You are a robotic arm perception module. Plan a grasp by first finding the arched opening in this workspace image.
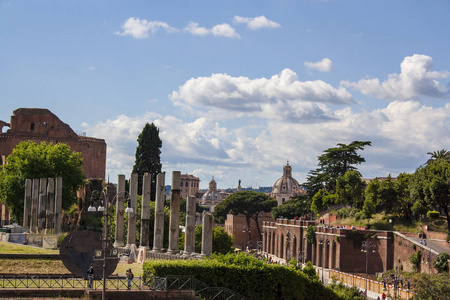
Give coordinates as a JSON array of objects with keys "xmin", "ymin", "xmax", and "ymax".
[{"xmin": 280, "ymin": 234, "xmax": 284, "ymax": 259}]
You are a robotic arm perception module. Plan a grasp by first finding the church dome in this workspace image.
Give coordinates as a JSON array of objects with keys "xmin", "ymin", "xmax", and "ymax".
[
  {"xmin": 271, "ymin": 162, "xmax": 301, "ymax": 205},
  {"xmin": 202, "ymin": 176, "xmax": 222, "ymax": 202}
]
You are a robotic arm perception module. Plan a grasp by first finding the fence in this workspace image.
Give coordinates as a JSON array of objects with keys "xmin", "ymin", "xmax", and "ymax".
[
  {"xmin": 330, "ymin": 270, "xmax": 414, "ymax": 299},
  {"xmin": 0, "ymin": 274, "xmax": 249, "ymax": 300}
]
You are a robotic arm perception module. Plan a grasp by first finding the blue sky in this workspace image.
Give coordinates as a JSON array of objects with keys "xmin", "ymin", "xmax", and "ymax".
[{"xmin": 1, "ymin": 0, "xmax": 449, "ymax": 189}]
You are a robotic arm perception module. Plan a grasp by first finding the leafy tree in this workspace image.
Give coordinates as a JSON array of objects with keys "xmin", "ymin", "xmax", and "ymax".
[
  {"xmin": 306, "ymin": 225, "xmax": 316, "ymax": 244},
  {"xmin": 433, "ymin": 252, "xmax": 450, "ymax": 273},
  {"xmin": 0, "ymin": 141, "xmax": 85, "ymax": 222},
  {"xmin": 303, "ymin": 141, "xmax": 371, "ymax": 195},
  {"xmin": 335, "ymin": 170, "xmax": 366, "ymax": 208},
  {"xmin": 310, "ymin": 189, "xmax": 338, "ymax": 214},
  {"xmin": 272, "ymin": 195, "xmax": 312, "ymax": 219},
  {"xmin": 393, "ymin": 173, "xmax": 413, "ymax": 219},
  {"xmin": 213, "ymin": 191, "xmax": 277, "ymax": 243},
  {"xmin": 412, "ymin": 273, "xmax": 450, "ymax": 300},
  {"xmin": 132, "ymin": 122, "xmax": 162, "ymax": 199},
  {"xmin": 377, "ymin": 175, "xmax": 398, "ymax": 214},
  {"xmin": 302, "ymin": 261, "xmax": 318, "ymax": 280},
  {"xmin": 410, "ymin": 159, "xmax": 450, "ymax": 234},
  {"xmin": 362, "ymin": 178, "xmax": 380, "ymax": 219}
]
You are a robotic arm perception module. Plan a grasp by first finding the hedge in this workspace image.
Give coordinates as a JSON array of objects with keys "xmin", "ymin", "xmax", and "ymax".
[{"xmin": 143, "ymin": 254, "xmax": 343, "ymax": 300}]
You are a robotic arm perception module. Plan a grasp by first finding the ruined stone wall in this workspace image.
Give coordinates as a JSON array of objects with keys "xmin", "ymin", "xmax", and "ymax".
[{"xmin": 0, "ymin": 108, "xmax": 106, "ymax": 179}]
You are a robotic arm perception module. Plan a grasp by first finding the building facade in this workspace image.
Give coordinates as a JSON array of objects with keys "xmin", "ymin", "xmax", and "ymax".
[
  {"xmin": 180, "ymin": 174, "xmax": 200, "ymax": 200},
  {"xmin": 0, "ymin": 108, "xmax": 106, "ymax": 180}
]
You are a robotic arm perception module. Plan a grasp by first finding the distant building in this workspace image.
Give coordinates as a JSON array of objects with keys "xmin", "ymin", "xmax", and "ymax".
[
  {"xmin": 180, "ymin": 174, "xmax": 200, "ymax": 200},
  {"xmin": 0, "ymin": 108, "xmax": 106, "ymax": 180},
  {"xmin": 200, "ymin": 177, "xmax": 222, "ymax": 212},
  {"xmin": 271, "ymin": 162, "xmax": 304, "ymax": 205}
]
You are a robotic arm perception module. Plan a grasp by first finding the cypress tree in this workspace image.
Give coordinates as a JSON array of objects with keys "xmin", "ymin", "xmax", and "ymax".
[{"xmin": 132, "ymin": 122, "xmax": 162, "ymax": 199}]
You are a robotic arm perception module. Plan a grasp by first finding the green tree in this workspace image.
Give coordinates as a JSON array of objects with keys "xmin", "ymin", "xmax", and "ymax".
[
  {"xmin": 179, "ymin": 225, "xmax": 234, "ymax": 255},
  {"xmin": 410, "ymin": 159, "xmax": 450, "ymax": 234},
  {"xmin": 377, "ymin": 175, "xmax": 397, "ymax": 214},
  {"xmin": 412, "ymin": 273, "xmax": 450, "ymax": 300},
  {"xmin": 335, "ymin": 170, "xmax": 366, "ymax": 208},
  {"xmin": 310, "ymin": 189, "xmax": 338, "ymax": 214},
  {"xmin": 213, "ymin": 191, "xmax": 277, "ymax": 243},
  {"xmin": 362, "ymin": 178, "xmax": 380, "ymax": 219},
  {"xmin": 303, "ymin": 141, "xmax": 371, "ymax": 195},
  {"xmin": 132, "ymin": 122, "xmax": 162, "ymax": 199},
  {"xmin": 0, "ymin": 141, "xmax": 85, "ymax": 223},
  {"xmin": 271, "ymin": 195, "xmax": 312, "ymax": 219}
]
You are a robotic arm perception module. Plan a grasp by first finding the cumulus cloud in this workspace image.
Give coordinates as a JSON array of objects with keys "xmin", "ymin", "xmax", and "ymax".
[
  {"xmin": 115, "ymin": 17, "xmax": 178, "ymax": 39},
  {"xmin": 304, "ymin": 58, "xmax": 333, "ymax": 72},
  {"xmin": 170, "ymin": 69, "xmax": 353, "ymax": 122},
  {"xmin": 211, "ymin": 23, "xmax": 241, "ymax": 39},
  {"xmin": 183, "ymin": 22, "xmax": 210, "ymax": 36},
  {"xmin": 341, "ymin": 54, "xmax": 450, "ymax": 100},
  {"xmin": 233, "ymin": 15, "xmax": 281, "ymax": 30},
  {"xmin": 84, "ymin": 100, "xmax": 450, "ymax": 188}
]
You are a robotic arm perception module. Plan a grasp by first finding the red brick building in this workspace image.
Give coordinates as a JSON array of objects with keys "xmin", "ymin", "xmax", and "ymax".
[
  {"xmin": 0, "ymin": 108, "xmax": 106, "ymax": 180},
  {"xmin": 263, "ymin": 219, "xmax": 441, "ymax": 275}
]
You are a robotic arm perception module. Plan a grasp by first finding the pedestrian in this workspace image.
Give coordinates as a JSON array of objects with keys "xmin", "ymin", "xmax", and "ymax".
[
  {"xmin": 382, "ymin": 292, "xmax": 386, "ymax": 299},
  {"xmin": 126, "ymin": 268, "xmax": 134, "ymax": 290},
  {"xmin": 87, "ymin": 263, "xmax": 94, "ymax": 289}
]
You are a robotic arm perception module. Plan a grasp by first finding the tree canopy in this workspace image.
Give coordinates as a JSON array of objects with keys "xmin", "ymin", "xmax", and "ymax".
[
  {"xmin": 213, "ymin": 191, "xmax": 277, "ymax": 242},
  {"xmin": 0, "ymin": 141, "xmax": 85, "ymax": 222},
  {"xmin": 303, "ymin": 141, "xmax": 371, "ymax": 195},
  {"xmin": 132, "ymin": 122, "xmax": 162, "ymax": 199},
  {"xmin": 272, "ymin": 195, "xmax": 311, "ymax": 219}
]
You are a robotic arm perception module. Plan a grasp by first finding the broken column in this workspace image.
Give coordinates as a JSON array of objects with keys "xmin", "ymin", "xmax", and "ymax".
[
  {"xmin": 127, "ymin": 172, "xmax": 138, "ymax": 248},
  {"xmin": 114, "ymin": 174, "xmax": 125, "ymax": 247},
  {"xmin": 23, "ymin": 179, "xmax": 32, "ymax": 228},
  {"xmin": 201, "ymin": 212, "xmax": 213, "ymax": 257},
  {"xmin": 167, "ymin": 171, "xmax": 181, "ymax": 254},
  {"xmin": 184, "ymin": 195, "xmax": 196, "ymax": 256},
  {"xmin": 30, "ymin": 178, "xmax": 39, "ymax": 233},
  {"xmin": 46, "ymin": 178, "xmax": 54, "ymax": 231},
  {"xmin": 140, "ymin": 173, "xmax": 151, "ymax": 248},
  {"xmin": 54, "ymin": 177, "xmax": 62, "ymax": 234},
  {"xmin": 152, "ymin": 172, "xmax": 166, "ymax": 253}
]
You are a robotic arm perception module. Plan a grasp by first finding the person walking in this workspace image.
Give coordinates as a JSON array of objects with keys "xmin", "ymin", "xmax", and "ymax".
[
  {"xmin": 87, "ymin": 263, "xmax": 94, "ymax": 289},
  {"xmin": 126, "ymin": 268, "xmax": 134, "ymax": 290}
]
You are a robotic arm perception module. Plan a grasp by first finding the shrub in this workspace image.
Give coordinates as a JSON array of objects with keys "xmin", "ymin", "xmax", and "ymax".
[
  {"xmin": 409, "ymin": 251, "xmax": 421, "ymax": 272},
  {"xmin": 143, "ymin": 253, "xmax": 341, "ymax": 300}
]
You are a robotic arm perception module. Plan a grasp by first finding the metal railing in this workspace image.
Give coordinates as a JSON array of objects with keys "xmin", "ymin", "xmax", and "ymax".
[{"xmin": 1, "ymin": 274, "xmax": 249, "ymax": 300}]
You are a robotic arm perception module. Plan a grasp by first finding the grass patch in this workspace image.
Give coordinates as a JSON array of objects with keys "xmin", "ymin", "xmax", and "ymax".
[
  {"xmin": 0, "ymin": 259, "xmax": 70, "ymax": 274},
  {"xmin": 113, "ymin": 263, "xmax": 143, "ymax": 277},
  {"xmin": 0, "ymin": 241, "xmax": 59, "ymax": 254}
]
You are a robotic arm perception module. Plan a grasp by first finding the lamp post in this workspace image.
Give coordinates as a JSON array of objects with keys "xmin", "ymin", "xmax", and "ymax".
[
  {"xmin": 361, "ymin": 240, "xmax": 377, "ymax": 297},
  {"xmin": 382, "ymin": 266, "xmax": 407, "ymax": 300},
  {"xmin": 88, "ymin": 190, "xmax": 132, "ymax": 300}
]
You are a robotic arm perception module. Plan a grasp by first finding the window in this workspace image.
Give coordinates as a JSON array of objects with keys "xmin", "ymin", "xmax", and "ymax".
[{"xmin": 30, "ymin": 123, "xmax": 35, "ymax": 131}]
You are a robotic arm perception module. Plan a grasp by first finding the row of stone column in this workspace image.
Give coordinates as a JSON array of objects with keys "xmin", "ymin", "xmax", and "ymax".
[
  {"xmin": 23, "ymin": 177, "xmax": 63, "ymax": 234},
  {"xmin": 113, "ymin": 171, "xmax": 213, "ymax": 256}
]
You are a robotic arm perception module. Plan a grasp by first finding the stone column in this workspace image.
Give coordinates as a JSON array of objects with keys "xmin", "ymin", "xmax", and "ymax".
[
  {"xmin": 114, "ymin": 174, "xmax": 125, "ymax": 247},
  {"xmin": 127, "ymin": 173, "xmax": 138, "ymax": 248},
  {"xmin": 30, "ymin": 178, "xmax": 39, "ymax": 233},
  {"xmin": 167, "ymin": 171, "xmax": 181, "ymax": 254},
  {"xmin": 54, "ymin": 177, "xmax": 62, "ymax": 234},
  {"xmin": 46, "ymin": 178, "xmax": 54, "ymax": 231},
  {"xmin": 23, "ymin": 179, "xmax": 32, "ymax": 228},
  {"xmin": 38, "ymin": 178, "xmax": 47, "ymax": 232},
  {"xmin": 201, "ymin": 212, "xmax": 213, "ymax": 257},
  {"xmin": 152, "ymin": 172, "xmax": 166, "ymax": 253},
  {"xmin": 184, "ymin": 195, "xmax": 196, "ymax": 256},
  {"xmin": 140, "ymin": 173, "xmax": 151, "ymax": 248}
]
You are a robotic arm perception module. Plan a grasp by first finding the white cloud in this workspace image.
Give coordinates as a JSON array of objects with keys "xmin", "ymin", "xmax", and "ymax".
[
  {"xmin": 183, "ymin": 22, "xmax": 210, "ymax": 36},
  {"xmin": 233, "ymin": 15, "xmax": 281, "ymax": 30},
  {"xmin": 84, "ymin": 100, "xmax": 450, "ymax": 189},
  {"xmin": 211, "ymin": 23, "xmax": 241, "ymax": 39},
  {"xmin": 170, "ymin": 68, "xmax": 353, "ymax": 122},
  {"xmin": 304, "ymin": 58, "xmax": 333, "ymax": 72},
  {"xmin": 341, "ymin": 54, "xmax": 450, "ymax": 100},
  {"xmin": 114, "ymin": 17, "xmax": 178, "ymax": 39},
  {"xmin": 88, "ymin": 66, "xmax": 95, "ymax": 71}
]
